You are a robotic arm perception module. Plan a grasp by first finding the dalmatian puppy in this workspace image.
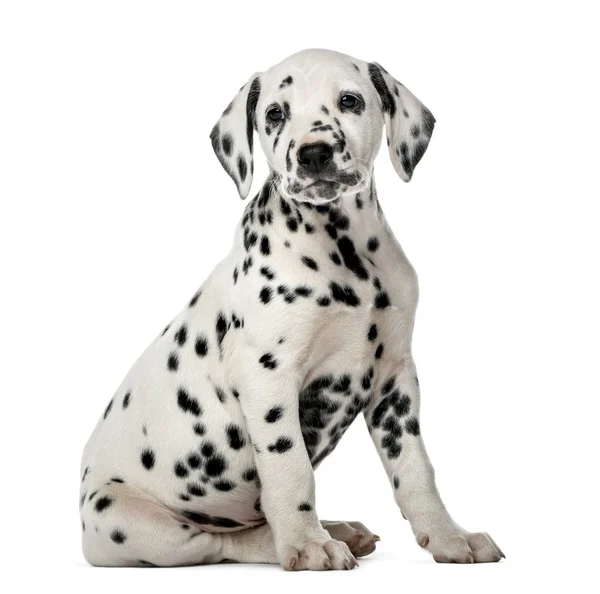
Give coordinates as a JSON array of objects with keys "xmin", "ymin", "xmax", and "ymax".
[{"xmin": 80, "ymin": 48, "xmax": 504, "ymax": 569}]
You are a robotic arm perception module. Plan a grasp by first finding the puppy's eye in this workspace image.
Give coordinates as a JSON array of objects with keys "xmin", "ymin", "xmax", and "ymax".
[
  {"xmin": 339, "ymin": 94, "xmax": 358, "ymax": 109},
  {"xmin": 266, "ymin": 106, "xmax": 284, "ymax": 122}
]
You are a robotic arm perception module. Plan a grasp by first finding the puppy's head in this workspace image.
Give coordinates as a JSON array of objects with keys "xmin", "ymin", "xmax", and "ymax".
[{"xmin": 210, "ymin": 49, "xmax": 435, "ymax": 204}]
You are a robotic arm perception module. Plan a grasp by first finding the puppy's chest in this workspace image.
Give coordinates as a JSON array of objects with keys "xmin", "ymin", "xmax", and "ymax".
[{"xmin": 237, "ymin": 197, "xmax": 412, "ymax": 317}]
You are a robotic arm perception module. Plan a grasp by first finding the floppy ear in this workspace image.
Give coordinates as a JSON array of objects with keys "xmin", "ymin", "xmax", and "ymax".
[
  {"xmin": 210, "ymin": 73, "xmax": 261, "ymax": 199},
  {"xmin": 367, "ymin": 62, "xmax": 435, "ymax": 182}
]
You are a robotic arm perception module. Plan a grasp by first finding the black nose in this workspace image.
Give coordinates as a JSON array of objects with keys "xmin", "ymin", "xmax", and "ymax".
[{"xmin": 297, "ymin": 142, "xmax": 333, "ymax": 175}]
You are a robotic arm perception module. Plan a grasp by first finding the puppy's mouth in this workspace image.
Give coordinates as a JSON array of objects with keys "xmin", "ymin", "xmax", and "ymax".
[{"xmin": 284, "ymin": 169, "xmax": 365, "ymax": 203}]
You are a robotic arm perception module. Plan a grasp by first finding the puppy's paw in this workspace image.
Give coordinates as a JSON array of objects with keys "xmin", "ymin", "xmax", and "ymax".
[
  {"xmin": 416, "ymin": 528, "xmax": 504, "ymax": 563},
  {"xmin": 322, "ymin": 520, "xmax": 379, "ymax": 558},
  {"xmin": 282, "ymin": 539, "xmax": 358, "ymax": 571}
]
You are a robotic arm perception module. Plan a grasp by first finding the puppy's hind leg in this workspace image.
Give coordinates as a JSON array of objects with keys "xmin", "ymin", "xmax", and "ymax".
[
  {"xmin": 81, "ymin": 481, "xmax": 277, "ymax": 567},
  {"xmin": 321, "ymin": 521, "xmax": 380, "ymax": 558}
]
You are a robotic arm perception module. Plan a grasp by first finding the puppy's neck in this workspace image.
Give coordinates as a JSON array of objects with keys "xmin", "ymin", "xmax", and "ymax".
[{"xmin": 241, "ymin": 174, "xmax": 383, "ymax": 235}]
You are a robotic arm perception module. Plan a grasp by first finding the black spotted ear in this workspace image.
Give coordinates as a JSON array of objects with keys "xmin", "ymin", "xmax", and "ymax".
[
  {"xmin": 210, "ymin": 73, "xmax": 261, "ymax": 199},
  {"xmin": 368, "ymin": 62, "xmax": 435, "ymax": 182}
]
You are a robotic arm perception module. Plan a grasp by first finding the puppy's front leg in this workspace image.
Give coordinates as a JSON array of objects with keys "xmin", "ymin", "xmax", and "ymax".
[
  {"xmin": 364, "ymin": 355, "xmax": 504, "ymax": 563},
  {"xmin": 236, "ymin": 360, "xmax": 357, "ymax": 571}
]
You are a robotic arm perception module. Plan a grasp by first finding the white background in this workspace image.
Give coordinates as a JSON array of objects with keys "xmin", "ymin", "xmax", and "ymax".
[{"xmin": 1, "ymin": 1, "xmax": 598, "ymax": 592}]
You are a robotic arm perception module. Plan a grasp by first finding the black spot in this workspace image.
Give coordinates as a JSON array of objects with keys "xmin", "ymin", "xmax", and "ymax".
[
  {"xmin": 174, "ymin": 462, "xmax": 188, "ymax": 478},
  {"xmin": 301, "ymin": 255, "xmax": 318, "ymax": 271},
  {"xmin": 294, "ymin": 286, "xmax": 313, "ymax": 297},
  {"xmin": 374, "ymin": 291, "xmax": 391, "ymax": 309},
  {"xmin": 141, "ymin": 449, "xmax": 155, "ymax": 470},
  {"xmin": 233, "ymin": 267, "xmax": 238, "ymax": 284},
  {"xmin": 325, "ymin": 223, "xmax": 337, "ymax": 239},
  {"xmin": 95, "ymin": 496, "xmax": 113, "ymax": 513},
  {"xmin": 179, "ymin": 494, "xmax": 190, "ymax": 502},
  {"xmin": 174, "ymin": 324, "xmax": 187, "ymax": 346},
  {"xmin": 182, "ymin": 510, "xmax": 243, "ymax": 529},
  {"xmin": 405, "ymin": 416, "xmax": 420, "ymax": 435},
  {"xmin": 413, "ymin": 140, "xmax": 428, "ymax": 169},
  {"xmin": 88, "ymin": 490, "xmax": 98, "ymax": 502},
  {"xmin": 194, "ymin": 334, "xmax": 209, "ymax": 357},
  {"xmin": 375, "ymin": 343, "xmax": 385, "ymax": 359},
  {"xmin": 187, "ymin": 483, "xmax": 206, "ymax": 497},
  {"xmin": 393, "ymin": 475, "xmax": 400, "ymax": 489},
  {"xmin": 259, "ymin": 286, "xmax": 272, "ymax": 304},
  {"xmin": 337, "ymin": 236, "xmax": 369, "ymax": 280},
  {"xmin": 265, "ymin": 406, "xmax": 283, "ymax": 423},
  {"xmin": 246, "ymin": 76, "xmax": 261, "ymax": 149},
  {"xmin": 215, "ymin": 386, "xmax": 227, "ymax": 403},
  {"xmin": 298, "ymin": 502, "xmax": 312, "ymax": 512},
  {"xmin": 260, "ymin": 266, "xmax": 275, "ymax": 280},
  {"xmin": 244, "ymin": 229, "xmax": 258, "ymax": 251},
  {"xmin": 167, "ymin": 352, "xmax": 179, "ymax": 372},
  {"xmin": 210, "ymin": 122, "xmax": 221, "ymax": 154},
  {"xmin": 367, "ymin": 237, "xmax": 380, "ymax": 252},
  {"xmin": 321, "ymin": 106, "xmax": 330, "ymax": 115},
  {"xmin": 243, "ymin": 468, "xmax": 257, "ymax": 482},
  {"xmin": 110, "ymin": 477, "xmax": 124, "ymax": 484},
  {"xmin": 368, "ymin": 63, "xmax": 396, "ymax": 117},
  {"xmin": 205, "ymin": 455, "xmax": 227, "ymax": 477},
  {"xmin": 400, "ymin": 141, "xmax": 412, "ymax": 177},
  {"xmin": 368, "ymin": 324, "xmax": 378, "ymax": 341},
  {"xmin": 371, "ymin": 399, "xmax": 391, "ymax": 429},
  {"xmin": 242, "ymin": 255, "xmax": 254, "ymax": 274},
  {"xmin": 222, "ymin": 133, "xmax": 233, "ymax": 156},
  {"xmin": 383, "ymin": 415, "xmax": 402, "ymax": 437},
  {"xmin": 201, "ymin": 442, "xmax": 214, "ymax": 457},
  {"xmin": 355, "ymin": 195, "xmax": 363, "ymax": 209},
  {"xmin": 393, "ymin": 394, "xmax": 411, "ymax": 417},
  {"xmin": 110, "ymin": 529, "xmax": 127, "ymax": 544},
  {"xmin": 317, "ymin": 296, "xmax": 331, "ymax": 307},
  {"xmin": 103, "ymin": 399, "xmax": 113, "ymax": 419},
  {"xmin": 260, "ymin": 235, "xmax": 271, "ymax": 256},
  {"xmin": 214, "ymin": 480, "xmax": 235, "ymax": 492},
  {"xmin": 216, "ymin": 313, "xmax": 228, "ymax": 353},
  {"xmin": 361, "ymin": 371, "xmax": 372, "ymax": 390},
  {"xmin": 122, "ymin": 392, "xmax": 131, "ymax": 409},
  {"xmin": 259, "ymin": 353, "xmax": 278, "ymax": 370},
  {"xmin": 177, "ymin": 388, "xmax": 202, "ymax": 417},
  {"xmin": 387, "ymin": 441, "xmax": 402, "ymax": 459},
  {"xmin": 189, "ymin": 291, "xmax": 201, "ymax": 307},
  {"xmin": 280, "ymin": 75, "xmax": 293, "ymax": 88},
  {"xmin": 237, "ymin": 155, "xmax": 247, "ymax": 182},
  {"xmin": 193, "ymin": 422, "xmax": 206, "ymax": 436},
  {"xmin": 330, "ymin": 282, "xmax": 360, "ymax": 307},
  {"xmin": 410, "ymin": 124, "xmax": 420, "ymax": 138},
  {"xmin": 226, "ymin": 425, "xmax": 246, "ymax": 450},
  {"xmin": 267, "ymin": 437, "xmax": 293, "ymax": 453},
  {"xmin": 330, "ymin": 252, "xmax": 342, "ymax": 265},
  {"xmin": 382, "ymin": 376, "xmax": 396, "ymax": 395},
  {"xmin": 305, "ymin": 223, "xmax": 315, "ymax": 234},
  {"xmin": 286, "ymin": 218, "xmax": 298, "ymax": 232},
  {"xmin": 187, "ymin": 452, "xmax": 201, "ymax": 469},
  {"xmin": 181, "ymin": 523, "xmax": 190, "ymax": 530},
  {"xmin": 332, "ymin": 375, "xmax": 351, "ymax": 393},
  {"xmin": 280, "ymin": 197, "xmax": 292, "ymax": 215}
]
